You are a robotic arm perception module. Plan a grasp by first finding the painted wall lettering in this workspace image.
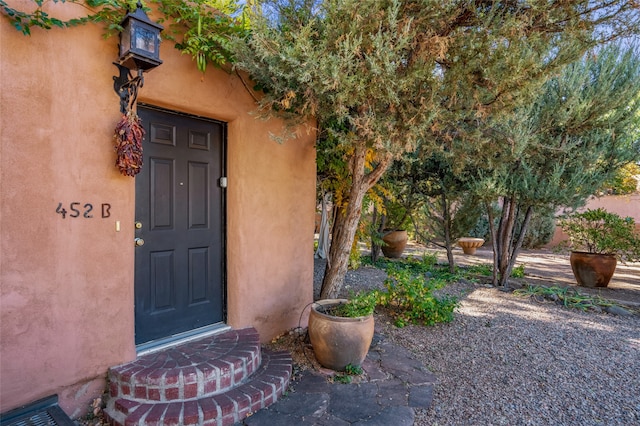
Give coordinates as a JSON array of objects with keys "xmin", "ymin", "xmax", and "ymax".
[
  {"xmin": 69, "ymin": 202, "xmax": 81, "ymax": 218},
  {"xmin": 84, "ymin": 204, "xmax": 93, "ymax": 218},
  {"xmin": 102, "ymin": 203, "xmax": 111, "ymax": 218},
  {"xmin": 56, "ymin": 203, "xmax": 67, "ymax": 219},
  {"xmin": 56, "ymin": 202, "xmax": 112, "ymax": 219}
]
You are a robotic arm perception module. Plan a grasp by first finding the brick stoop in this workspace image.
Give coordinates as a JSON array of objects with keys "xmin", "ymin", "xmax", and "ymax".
[{"xmin": 104, "ymin": 328, "xmax": 292, "ymax": 426}]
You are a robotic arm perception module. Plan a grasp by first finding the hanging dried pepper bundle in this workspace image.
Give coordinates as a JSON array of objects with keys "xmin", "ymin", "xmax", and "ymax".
[{"xmin": 114, "ymin": 110, "xmax": 145, "ymax": 177}]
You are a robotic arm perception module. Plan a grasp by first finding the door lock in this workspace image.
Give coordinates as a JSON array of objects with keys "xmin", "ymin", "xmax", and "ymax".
[
  {"xmin": 134, "ymin": 238, "xmax": 145, "ymax": 247},
  {"xmin": 135, "ymin": 221, "xmax": 143, "ymax": 229}
]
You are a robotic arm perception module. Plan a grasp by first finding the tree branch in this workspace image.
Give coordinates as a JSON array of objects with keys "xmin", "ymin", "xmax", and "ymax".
[{"xmin": 234, "ymin": 69, "xmax": 260, "ymax": 104}]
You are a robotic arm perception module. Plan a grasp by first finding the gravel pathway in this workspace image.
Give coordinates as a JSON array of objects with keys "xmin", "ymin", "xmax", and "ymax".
[
  {"xmin": 387, "ymin": 284, "xmax": 640, "ymax": 425},
  {"xmin": 314, "ymin": 258, "xmax": 640, "ymax": 425}
]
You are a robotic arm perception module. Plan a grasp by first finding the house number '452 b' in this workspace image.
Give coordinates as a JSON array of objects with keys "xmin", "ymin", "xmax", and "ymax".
[{"xmin": 56, "ymin": 202, "xmax": 112, "ymax": 219}]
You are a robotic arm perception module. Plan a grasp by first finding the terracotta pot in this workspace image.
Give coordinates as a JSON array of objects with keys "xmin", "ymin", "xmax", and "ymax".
[
  {"xmin": 569, "ymin": 251, "xmax": 617, "ymax": 288},
  {"xmin": 381, "ymin": 230, "xmax": 408, "ymax": 258},
  {"xmin": 308, "ymin": 299, "xmax": 375, "ymax": 371},
  {"xmin": 457, "ymin": 237, "xmax": 485, "ymax": 255}
]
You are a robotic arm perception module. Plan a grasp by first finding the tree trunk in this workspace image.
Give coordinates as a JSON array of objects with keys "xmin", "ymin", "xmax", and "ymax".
[
  {"xmin": 492, "ymin": 195, "xmax": 535, "ymax": 287},
  {"xmin": 496, "ymin": 196, "xmax": 517, "ymax": 287},
  {"xmin": 486, "ymin": 201, "xmax": 499, "ymax": 286},
  {"xmin": 497, "ymin": 205, "xmax": 534, "ymax": 287},
  {"xmin": 370, "ymin": 206, "xmax": 386, "ymax": 264},
  {"xmin": 320, "ymin": 145, "xmax": 392, "ymax": 299},
  {"xmin": 371, "ymin": 207, "xmax": 380, "ymax": 264},
  {"xmin": 441, "ymin": 191, "xmax": 456, "ymax": 273}
]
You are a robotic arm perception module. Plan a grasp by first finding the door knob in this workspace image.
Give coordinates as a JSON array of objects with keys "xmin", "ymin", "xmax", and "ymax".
[{"xmin": 134, "ymin": 238, "xmax": 145, "ymax": 247}]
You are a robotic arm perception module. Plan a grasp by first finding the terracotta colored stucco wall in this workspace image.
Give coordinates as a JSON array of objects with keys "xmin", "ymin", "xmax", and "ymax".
[
  {"xmin": 580, "ymin": 194, "xmax": 640, "ymax": 222},
  {"xmin": 1, "ymin": 3, "xmax": 315, "ymax": 417},
  {"xmin": 1, "ymin": 14, "xmax": 138, "ymax": 418},
  {"xmin": 547, "ymin": 194, "xmax": 640, "ymax": 247}
]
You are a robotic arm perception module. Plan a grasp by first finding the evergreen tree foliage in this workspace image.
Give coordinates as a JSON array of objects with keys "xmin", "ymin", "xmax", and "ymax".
[
  {"xmin": 233, "ymin": 0, "xmax": 640, "ymax": 298},
  {"xmin": 384, "ymin": 149, "xmax": 481, "ymax": 272},
  {"xmin": 476, "ymin": 43, "xmax": 640, "ymax": 286}
]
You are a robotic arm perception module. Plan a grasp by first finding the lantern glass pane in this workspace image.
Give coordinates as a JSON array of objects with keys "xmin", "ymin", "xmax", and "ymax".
[
  {"xmin": 120, "ymin": 24, "xmax": 131, "ymax": 57},
  {"xmin": 133, "ymin": 26, "xmax": 156, "ymax": 54}
]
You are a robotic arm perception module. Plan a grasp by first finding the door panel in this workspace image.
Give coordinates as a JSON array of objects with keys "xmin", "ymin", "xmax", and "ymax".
[
  {"xmin": 188, "ymin": 162, "xmax": 209, "ymax": 228},
  {"xmin": 135, "ymin": 106, "xmax": 225, "ymax": 345},
  {"xmin": 150, "ymin": 158, "xmax": 174, "ymax": 229}
]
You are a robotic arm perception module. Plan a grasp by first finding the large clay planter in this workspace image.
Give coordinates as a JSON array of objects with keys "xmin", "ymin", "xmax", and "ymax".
[
  {"xmin": 308, "ymin": 299, "xmax": 375, "ymax": 371},
  {"xmin": 381, "ymin": 230, "xmax": 408, "ymax": 258},
  {"xmin": 569, "ymin": 251, "xmax": 617, "ymax": 288},
  {"xmin": 457, "ymin": 237, "xmax": 485, "ymax": 255}
]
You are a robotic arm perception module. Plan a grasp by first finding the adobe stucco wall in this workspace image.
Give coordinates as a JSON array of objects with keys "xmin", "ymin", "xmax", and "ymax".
[
  {"xmin": 0, "ymin": 2, "xmax": 315, "ymax": 418},
  {"xmin": 547, "ymin": 194, "xmax": 640, "ymax": 247},
  {"xmin": 582, "ymin": 194, "xmax": 640, "ymax": 221},
  {"xmin": 1, "ymin": 9, "xmax": 136, "ymax": 418}
]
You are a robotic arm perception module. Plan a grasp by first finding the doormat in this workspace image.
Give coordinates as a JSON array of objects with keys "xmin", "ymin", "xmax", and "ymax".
[{"xmin": 0, "ymin": 395, "xmax": 74, "ymax": 426}]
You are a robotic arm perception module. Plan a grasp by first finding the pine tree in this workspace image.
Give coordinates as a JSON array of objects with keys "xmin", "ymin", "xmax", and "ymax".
[
  {"xmin": 233, "ymin": 0, "xmax": 640, "ymax": 298},
  {"xmin": 479, "ymin": 44, "xmax": 640, "ymax": 286}
]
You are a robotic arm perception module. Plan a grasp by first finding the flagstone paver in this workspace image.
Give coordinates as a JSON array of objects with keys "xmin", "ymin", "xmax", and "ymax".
[{"xmin": 243, "ymin": 333, "xmax": 434, "ymax": 425}]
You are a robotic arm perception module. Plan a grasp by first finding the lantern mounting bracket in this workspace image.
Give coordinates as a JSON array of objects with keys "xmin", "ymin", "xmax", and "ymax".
[{"xmin": 113, "ymin": 63, "xmax": 144, "ymax": 114}]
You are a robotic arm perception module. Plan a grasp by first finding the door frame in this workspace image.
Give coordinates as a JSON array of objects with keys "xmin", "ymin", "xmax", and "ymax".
[{"xmin": 134, "ymin": 103, "xmax": 228, "ymax": 353}]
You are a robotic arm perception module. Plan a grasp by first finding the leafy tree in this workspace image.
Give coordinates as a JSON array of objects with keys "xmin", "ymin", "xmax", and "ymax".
[
  {"xmin": 233, "ymin": 0, "xmax": 640, "ymax": 298},
  {"xmin": 0, "ymin": 0, "xmax": 127, "ymax": 34},
  {"xmin": 156, "ymin": 0, "xmax": 250, "ymax": 73},
  {"xmin": 464, "ymin": 206, "xmax": 556, "ymax": 250},
  {"xmin": 1, "ymin": 0, "xmax": 249, "ymax": 72},
  {"xmin": 599, "ymin": 162, "xmax": 640, "ymax": 195}
]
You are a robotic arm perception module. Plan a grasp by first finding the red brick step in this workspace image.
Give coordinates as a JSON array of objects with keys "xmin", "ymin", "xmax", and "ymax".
[
  {"xmin": 108, "ymin": 328, "xmax": 262, "ymax": 402},
  {"xmin": 104, "ymin": 328, "xmax": 292, "ymax": 426}
]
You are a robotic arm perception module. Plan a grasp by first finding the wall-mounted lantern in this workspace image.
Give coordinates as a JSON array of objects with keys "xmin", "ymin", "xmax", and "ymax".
[{"xmin": 113, "ymin": 1, "xmax": 163, "ymax": 114}]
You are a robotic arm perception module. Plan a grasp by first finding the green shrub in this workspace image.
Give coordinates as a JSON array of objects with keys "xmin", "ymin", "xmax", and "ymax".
[
  {"xmin": 344, "ymin": 363, "xmax": 364, "ymax": 375},
  {"xmin": 378, "ymin": 267, "xmax": 458, "ymax": 327},
  {"xmin": 368, "ymin": 253, "xmax": 438, "ymax": 274},
  {"xmin": 512, "ymin": 264, "xmax": 526, "ymax": 278},
  {"xmin": 463, "ymin": 263, "xmax": 492, "ymax": 277},
  {"xmin": 334, "ymin": 363, "xmax": 364, "ymax": 383},
  {"xmin": 330, "ymin": 290, "xmax": 379, "ymax": 318},
  {"xmin": 559, "ymin": 208, "xmax": 640, "ymax": 261},
  {"xmin": 340, "ymin": 255, "xmax": 460, "ymax": 327},
  {"xmin": 522, "ymin": 209, "xmax": 556, "ymax": 249}
]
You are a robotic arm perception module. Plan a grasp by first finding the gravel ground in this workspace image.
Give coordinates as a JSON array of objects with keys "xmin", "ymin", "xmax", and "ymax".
[{"xmin": 313, "ymin": 257, "xmax": 640, "ymax": 426}]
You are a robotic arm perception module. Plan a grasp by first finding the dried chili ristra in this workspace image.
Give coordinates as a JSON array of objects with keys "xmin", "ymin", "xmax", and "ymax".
[{"xmin": 114, "ymin": 110, "xmax": 145, "ymax": 177}]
